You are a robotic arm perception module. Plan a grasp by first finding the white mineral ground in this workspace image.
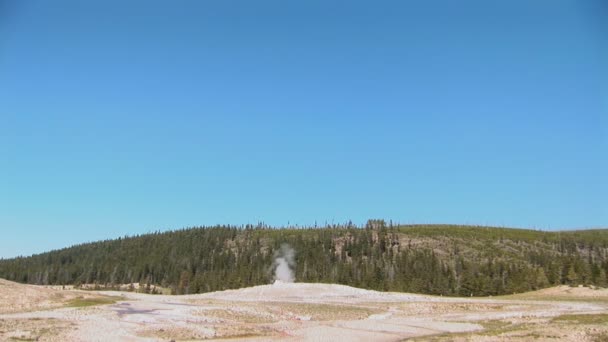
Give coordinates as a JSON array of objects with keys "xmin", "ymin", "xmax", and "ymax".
[{"xmin": 1, "ymin": 278, "xmax": 607, "ymax": 341}]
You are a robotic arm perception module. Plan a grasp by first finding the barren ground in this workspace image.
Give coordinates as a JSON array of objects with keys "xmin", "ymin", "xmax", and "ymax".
[{"xmin": 1, "ymin": 279, "xmax": 607, "ymax": 341}]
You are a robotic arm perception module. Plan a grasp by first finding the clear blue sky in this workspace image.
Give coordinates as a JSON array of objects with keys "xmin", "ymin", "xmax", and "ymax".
[{"xmin": 0, "ymin": 0, "xmax": 606, "ymax": 258}]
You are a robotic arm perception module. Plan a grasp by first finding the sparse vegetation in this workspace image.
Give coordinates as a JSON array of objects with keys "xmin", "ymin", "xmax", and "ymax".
[
  {"xmin": 0, "ymin": 318, "xmax": 73, "ymax": 342},
  {"xmin": 65, "ymin": 296, "xmax": 120, "ymax": 308},
  {"xmin": 268, "ymin": 302, "xmax": 376, "ymax": 321},
  {"xmin": 552, "ymin": 313, "xmax": 608, "ymax": 325},
  {"xmin": 408, "ymin": 320, "xmax": 517, "ymax": 341}
]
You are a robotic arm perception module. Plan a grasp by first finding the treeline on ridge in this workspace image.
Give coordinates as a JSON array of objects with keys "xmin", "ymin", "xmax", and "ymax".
[{"xmin": 0, "ymin": 221, "xmax": 607, "ymax": 297}]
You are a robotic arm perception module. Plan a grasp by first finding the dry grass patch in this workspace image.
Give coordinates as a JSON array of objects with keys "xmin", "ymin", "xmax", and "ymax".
[
  {"xmin": 392, "ymin": 302, "xmax": 510, "ymax": 315},
  {"xmin": 0, "ymin": 279, "xmax": 122, "ymax": 314},
  {"xmin": 64, "ymin": 295, "xmax": 121, "ymax": 308},
  {"xmin": 410, "ymin": 314, "xmax": 608, "ymax": 342},
  {"xmin": 139, "ymin": 326, "xmax": 213, "ymax": 341},
  {"xmin": 139, "ymin": 324, "xmax": 275, "ymax": 341},
  {"xmin": 0, "ymin": 318, "xmax": 74, "ymax": 342},
  {"xmin": 497, "ymin": 285, "xmax": 608, "ymax": 304},
  {"xmin": 197, "ymin": 302, "xmax": 379, "ymax": 323},
  {"xmin": 407, "ymin": 320, "xmax": 541, "ymax": 341},
  {"xmin": 265, "ymin": 302, "xmax": 378, "ymax": 321},
  {"xmin": 199, "ymin": 308, "xmax": 277, "ymax": 324},
  {"xmin": 212, "ymin": 325, "xmax": 277, "ymax": 340},
  {"xmin": 552, "ymin": 313, "xmax": 608, "ymax": 325}
]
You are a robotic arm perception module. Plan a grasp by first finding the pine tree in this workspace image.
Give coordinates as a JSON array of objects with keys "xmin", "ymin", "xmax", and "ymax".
[
  {"xmin": 535, "ymin": 268, "xmax": 549, "ymax": 289},
  {"xmin": 566, "ymin": 265, "xmax": 579, "ymax": 286}
]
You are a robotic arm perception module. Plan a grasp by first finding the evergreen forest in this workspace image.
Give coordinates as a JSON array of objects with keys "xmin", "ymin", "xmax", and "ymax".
[{"xmin": 1, "ymin": 221, "xmax": 607, "ymax": 297}]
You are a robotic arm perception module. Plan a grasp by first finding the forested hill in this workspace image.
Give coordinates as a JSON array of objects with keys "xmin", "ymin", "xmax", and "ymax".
[{"xmin": 1, "ymin": 222, "xmax": 607, "ymax": 297}]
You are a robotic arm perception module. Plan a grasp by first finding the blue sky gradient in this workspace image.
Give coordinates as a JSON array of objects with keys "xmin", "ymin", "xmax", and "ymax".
[{"xmin": 0, "ymin": 0, "xmax": 606, "ymax": 258}]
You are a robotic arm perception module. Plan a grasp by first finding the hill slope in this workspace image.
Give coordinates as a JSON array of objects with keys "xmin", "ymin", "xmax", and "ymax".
[
  {"xmin": 1, "ymin": 222, "xmax": 607, "ymax": 296},
  {"xmin": 0, "ymin": 278, "xmax": 114, "ymax": 314}
]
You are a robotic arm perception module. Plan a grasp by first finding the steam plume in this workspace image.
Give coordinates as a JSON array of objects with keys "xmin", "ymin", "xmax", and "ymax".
[{"xmin": 273, "ymin": 244, "xmax": 296, "ymax": 283}]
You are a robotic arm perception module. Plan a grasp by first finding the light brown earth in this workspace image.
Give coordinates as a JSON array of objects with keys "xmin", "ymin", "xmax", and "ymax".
[{"xmin": 1, "ymin": 278, "xmax": 607, "ymax": 341}]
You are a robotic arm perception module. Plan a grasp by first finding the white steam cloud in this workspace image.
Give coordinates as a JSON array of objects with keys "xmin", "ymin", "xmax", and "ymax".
[{"xmin": 273, "ymin": 244, "xmax": 296, "ymax": 283}]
